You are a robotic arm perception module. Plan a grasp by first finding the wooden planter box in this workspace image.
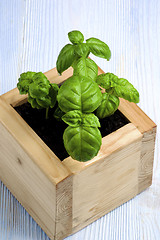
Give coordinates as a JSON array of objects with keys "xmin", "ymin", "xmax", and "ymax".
[{"xmin": 0, "ymin": 66, "xmax": 156, "ymax": 240}]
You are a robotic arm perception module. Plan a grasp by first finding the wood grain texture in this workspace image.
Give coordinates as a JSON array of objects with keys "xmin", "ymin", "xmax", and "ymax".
[
  {"xmin": 0, "ymin": 0, "xmax": 160, "ymax": 240},
  {"xmin": 0, "ymin": 120, "xmax": 56, "ymax": 239},
  {"xmin": 0, "ymin": 97, "xmax": 70, "ymax": 185},
  {"xmin": 63, "ymin": 123, "xmax": 142, "ymax": 235},
  {"xmin": 55, "ymin": 176, "xmax": 73, "ymax": 240}
]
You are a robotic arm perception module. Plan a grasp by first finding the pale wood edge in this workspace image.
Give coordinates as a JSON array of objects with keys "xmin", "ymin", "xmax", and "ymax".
[
  {"xmin": 0, "ymin": 97, "xmax": 71, "ymax": 185},
  {"xmin": 138, "ymin": 126, "xmax": 157, "ymax": 193},
  {"xmin": 63, "ymin": 123, "xmax": 142, "ymax": 174},
  {"xmin": 118, "ymin": 98, "xmax": 156, "ymax": 134},
  {"xmin": 55, "ymin": 175, "xmax": 73, "ymax": 240},
  {"xmin": 0, "ymin": 121, "xmax": 56, "ymax": 239}
]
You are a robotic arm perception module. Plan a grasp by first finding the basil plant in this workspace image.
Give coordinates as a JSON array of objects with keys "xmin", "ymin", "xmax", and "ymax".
[
  {"xmin": 17, "ymin": 30, "xmax": 139, "ymax": 162},
  {"xmin": 17, "ymin": 72, "xmax": 59, "ymax": 119}
]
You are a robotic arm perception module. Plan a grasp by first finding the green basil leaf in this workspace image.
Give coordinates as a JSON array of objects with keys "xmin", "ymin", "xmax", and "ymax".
[
  {"xmin": 74, "ymin": 43, "xmax": 90, "ymax": 57},
  {"xmin": 63, "ymin": 125, "xmax": 102, "ymax": 162},
  {"xmin": 54, "ymin": 106, "xmax": 65, "ymax": 121},
  {"xmin": 68, "ymin": 30, "xmax": 84, "ymax": 44},
  {"xmin": 32, "ymin": 72, "xmax": 48, "ymax": 82},
  {"xmin": 56, "ymin": 44, "xmax": 75, "ymax": 75},
  {"xmin": 96, "ymin": 73, "xmax": 117, "ymax": 89},
  {"xmin": 17, "ymin": 71, "xmax": 36, "ymax": 94},
  {"xmin": 73, "ymin": 57, "xmax": 98, "ymax": 81},
  {"xmin": 111, "ymin": 78, "xmax": 139, "ymax": 103},
  {"xmin": 28, "ymin": 94, "xmax": 42, "ymax": 109},
  {"xmin": 86, "ymin": 38, "xmax": 111, "ymax": 60},
  {"xmin": 29, "ymin": 80, "xmax": 50, "ymax": 98},
  {"xmin": 29, "ymin": 72, "xmax": 51, "ymax": 98},
  {"xmin": 62, "ymin": 110, "xmax": 82, "ymax": 127},
  {"xmin": 82, "ymin": 113, "xmax": 100, "ymax": 127},
  {"xmin": 36, "ymin": 96, "xmax": 52, "ymax": 108},
  {"xmin": 96, "ymin": 92, "xmax": 120, "ymax": 118},
  {"xmin": 62, "ymin": 111, "xmax": 100, "ymax": 127},
  {"xmin": 57, "ymin": 75, "xmax": 102, "ymax": 113}
]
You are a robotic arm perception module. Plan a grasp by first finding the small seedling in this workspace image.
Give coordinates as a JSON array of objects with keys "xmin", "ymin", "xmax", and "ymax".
[{"xmin": 17, "ymin": 72, "xmax": 59, "ymax": 119}]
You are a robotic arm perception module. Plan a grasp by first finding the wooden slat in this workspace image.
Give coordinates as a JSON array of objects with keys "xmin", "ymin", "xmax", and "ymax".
[
  {"xmin": 138, "ymin": 127, "xmax": 157, "ymax": 193},
  {"xmin": 1, "ymin": 87, "xmax": 28, "ymax": 107},
  {"xmin": 0, "ymin": 121, "xmax": 56, "ymax": 239},
  {"xmin": 44, "ymin": 67, "xmax": 73, "ymax": 84},
  {"xmin": 118, "ymin": 99, "xmax": 157, "ymax": 134},
  {"xmin": 0, "ymin": 97, "xmax": 71, "ymax": 185},
  {"xmin": 55, "ymin": 176, "xmax": 73, "ymax": 240}
]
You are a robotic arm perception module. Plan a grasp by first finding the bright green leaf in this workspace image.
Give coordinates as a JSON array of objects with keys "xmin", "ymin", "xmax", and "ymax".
[
  {"xmin": 82, "ymin": 113, "xmax": 100, "ymax": 127},
  {"xmin": 68, "ymin": 30, "xmax": 84, "ymax": 44},
  {"xmin": 62, "ymin": 110, "xmax": 100, "ymax": 127},
  {"xmin": 28, "ymin": 94, "xmax": 42, "ymax": 109},
  {"xmin": 62, "ymin": 110, "xmax": 82, "ymax": 127},
  {"xmin": 56, "ymin": 44, "xmax": 75, "ymax": 74},
  {"xmin": 29, "ymin": 80, "xmax": 50, "ymax": 98},
  {"xmin": 96, "ymin": 73, "xmax": 117, "ymax": 89},
  {"xmin": 86, "ymin": 38, "xmax": 111, "ymax": 60},
  {"xmin": 36, "ymin": 96, "xmax": 52, "ymax": 108},
  {"xmin": 57, "ymin": 75, "xmax": 102, "ymax": 113},
  {"xmin": 96, "ymin": 92, "xmax": 120, "ymax": 118},
  {"xmin": 73, "ymin": 57, "xmax": 98, "ymax": 81},
  {"xmin": 17, "ymin": 71, "xmax": 36, "ymax": 94},
  {"xmin": 111, "ymin": 78, "xmax": 139, "ymax": 103},
  {"xmin": 74, "ymin": 43, "xmax": 90, "ymax": 57},
  {"xmin": 63, "ymin": 125, "xmax": 102, "ymax": 162}
]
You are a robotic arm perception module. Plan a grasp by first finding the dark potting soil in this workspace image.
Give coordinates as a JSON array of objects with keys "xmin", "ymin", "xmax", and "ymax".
[{"xmin": 14, "ymin": 102, "xmax": 130, "ymax": 161}]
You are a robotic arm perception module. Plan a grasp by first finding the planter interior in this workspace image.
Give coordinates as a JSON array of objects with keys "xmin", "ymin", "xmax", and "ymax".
[{"xmin": 0, "ymin": 66, "xmax": 157, "ymax": 240}]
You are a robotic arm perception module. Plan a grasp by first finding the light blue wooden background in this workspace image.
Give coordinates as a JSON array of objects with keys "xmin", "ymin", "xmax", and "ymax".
[{"xmin": 0, "ymin": 0, "xmax": 160, "ymax": 239}]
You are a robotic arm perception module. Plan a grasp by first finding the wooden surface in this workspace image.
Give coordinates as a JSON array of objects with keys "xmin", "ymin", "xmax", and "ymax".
[
  {"xmin": 63, "ymin": 123, "xmax": 142, "ymax": 235},
  {"xmin": 0, "ymin": 0, "xmax": 159, "ymax": 240}
]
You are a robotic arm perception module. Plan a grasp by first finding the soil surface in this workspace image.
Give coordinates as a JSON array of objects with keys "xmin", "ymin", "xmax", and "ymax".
[{"xmin": 14, "ymin": 102, "xmax": 129, "ymax": 161}]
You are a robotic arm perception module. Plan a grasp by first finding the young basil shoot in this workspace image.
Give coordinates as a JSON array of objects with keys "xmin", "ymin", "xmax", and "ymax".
[
  {"xmin": 17, "ymin": 30, "xmax": 139, "ymax": 162},
  {"xmin": 56, "ymin": 30, "xmax": 139, "ymax": 161},
  {"xmin": 96, "ymin": 73, "xmax": 139, "ymax": 118},
  {"xmin": 17, "ymin": 72, "xmax": 59, "ymax": 119}
]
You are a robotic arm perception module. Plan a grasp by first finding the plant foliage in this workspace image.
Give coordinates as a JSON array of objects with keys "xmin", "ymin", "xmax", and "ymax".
[{"xmin": 17, "ymin": 30, "xmax": 139, "ymax": 162}]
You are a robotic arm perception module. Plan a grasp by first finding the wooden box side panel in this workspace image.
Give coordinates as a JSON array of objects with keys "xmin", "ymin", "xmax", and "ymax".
[
  {"xmin": 0, "ymin": 98, "xmax": 70, "ymax": 185},
  {"xmin": 63, "ymin": 123, "xmax": 142, "ymax": 234},
  {"xmin": 55, "ymin": 176, "xmax": 73, "ymax": 240},
  {"xmin": 0, "ymin": 121, "xmax": 56, "ymax": 239}
]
